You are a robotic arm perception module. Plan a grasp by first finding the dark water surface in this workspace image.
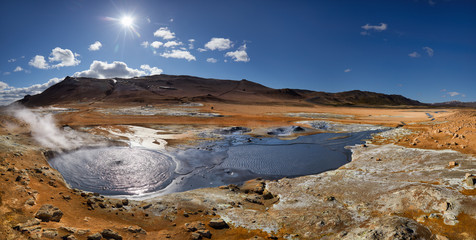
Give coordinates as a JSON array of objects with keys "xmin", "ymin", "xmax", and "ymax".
[{"xmin": 49, "ymin": 130, "xmax": 378, "ymax": 196}]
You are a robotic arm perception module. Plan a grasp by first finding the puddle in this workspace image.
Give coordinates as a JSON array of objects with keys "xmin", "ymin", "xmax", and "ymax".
[{"xmin": 49, "ymin": 125, "xmax": 384, "ymax": 197}]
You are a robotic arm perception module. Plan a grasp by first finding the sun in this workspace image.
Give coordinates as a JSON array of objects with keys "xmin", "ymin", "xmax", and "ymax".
[{"xmin": 120, "ymin": 16, "xmax": 134, "ymax": 28}]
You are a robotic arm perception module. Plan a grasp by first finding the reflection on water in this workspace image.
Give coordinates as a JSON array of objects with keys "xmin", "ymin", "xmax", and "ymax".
[{"xmin": 50, "ymin": 130, "xmax": 379, "ymax": 196}]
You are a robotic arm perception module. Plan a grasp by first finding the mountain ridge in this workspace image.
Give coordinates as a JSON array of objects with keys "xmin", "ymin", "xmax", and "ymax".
[{"xmin": 17, "ymin": 74, "xmax": 427, "ymax": 107}]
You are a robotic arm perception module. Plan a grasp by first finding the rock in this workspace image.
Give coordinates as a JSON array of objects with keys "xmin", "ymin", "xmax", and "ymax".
[
  {"xmin": 115, "ymin": 202, "xmax": 123, "ymax": 208},
  {"xmin": 262, "ymin": 189, "xmax": 274, "ymax": 200},
  {"xmin": 62, "ymin": 195, "xmax": 71, "ymax": 200},
  {"xmin": 245, "ymin": 195, "xmax": 264, "ymax": 205},
  {"xmin": 121, "ymin": 199, "xmax": 129, "ymax": 206},
  {"xmin": 448, "ymin": 161, "xmax": 457, "ymax": 167},
  {"xmin": 435, "ymin": 234, "xmax": 450, "ymax": 240},
  {"xmin": 25, "ymin": 198, "xmax": 35, "ymax": 206},
  {"xmin": 35, "ymin": 204, "xmax": 63, "ymax": 222},
  {"xmin": 197, "ymin": 229, "xmax": 212, "ymax": 238},
  {"xmin": 191, "ymin": 232, "xmax": 202, "ymax": 240},
  {"xmin": 466, "ymin": 176, "xmax": 475, "ymax": 187},
  {"xmin": 42, "ymin": 229, "xmax": 58, "ymax": 239},
  {"xmin": 125, "ymin": 226, "xmax": 146, "ymax": 234},
  {"xmin": 59, "ymin": 226, "xmax": 78, "ymax": 233},
  {"xmin": 209, "ymin": 218, "xmax": 229, "ymax": 229},
  {"xmin": 429, "ymin": 213, "xmax": 442, "ymax": 219},
  {"xmin": 65, "ymin": 235, "xmax": 77, "ymax": 240},
  {"xmin": 101, "ymin": 229, "xmax": 123, "ymax": 240},
  {"xmin": 185, "ymin": 221, "xmax": 206, "ymax": 232},
  {"xmin": 13, "ymin": 218, "xmax": 40, "ymax": 232},
  {"xmin": 87, "ymin": 233, "xmax": 102, "ymax": 240}
]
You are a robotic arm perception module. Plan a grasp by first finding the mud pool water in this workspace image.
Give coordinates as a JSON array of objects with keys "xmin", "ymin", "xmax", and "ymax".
[{"xmin": 49, "ymin": 129, "xmax": 381, "ymax": 197}]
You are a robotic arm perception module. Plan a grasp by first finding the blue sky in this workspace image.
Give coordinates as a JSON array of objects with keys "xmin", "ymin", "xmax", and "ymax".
[{"xmin": 0, "ymin": 0, "xmax": 475, "ymax": 105}]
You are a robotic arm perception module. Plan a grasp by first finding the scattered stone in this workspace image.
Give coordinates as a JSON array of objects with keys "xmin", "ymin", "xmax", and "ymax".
[
  {"xmin": 448, "ymin": 161, "xmax": 458, "ymax": 167},
  {"xmin": 262, "ymin": 189, "xmax": 274, "ymax": 200},
  {"xmin": 466, "ymin": 176, "xmax": 475, "ymax": 187},
  {"xmin": 142, "ymin": 203, "xmax": 152, "ymax": 209},
  {"xmin": 59, "ymin": 226, "xmax": 78, "ymax": 233},
  {"xmin": 25, "ymin": 198, "xmax": 35, "ymax": 206},
  {"xmin": 35, "ymin": 204, "xmax": 63, "ymax": 222},
  {"xmin": 101, "ymin": 229, "xmax": 123, "ymax": 240},
  {"xmin": 416, "ymin": 215, "xmax": 428, "ymax": 223},
  {"xmin": 428, "ymin": 213, "xmax": 442, "ymax": 219},
  {"xmin": 13, "ymin": 218, "xmax": 40, "ymax": 232},
  {"xmin": 87, "ymin": 233, "xmax": 102, "ymax": 240},
  {"xmin": 191, "ymin": 232, "xmax": 202, "ymax": 240},
  {"xmin": 42, "ymin": 229, "xmax": 58, "ymax": 239},
  {"xmin": 65, "ymin": 235, "xmax": 78, "ymax": 240},
  {"xmin": 376, "ymin": 158, "xmax": 382, "ymax": 161},
  {"xmin": 185, "ymin": 221, "xmax": 206, "ymax": 232},
  {"xmin": 121, "ymin": 199, "xmax": 129, "ymax": 206},
  {"xmin": 245, "ymin": 195, "xmax": 264, "ymax": 205},
  {"xmin": 115, "ymin": 202, "xmax": 123, "ymax": 208},
  {"xmin": 326, "ymin": 196, "xmax": 336, "ymax": 201},
  {"xmin": 62, "ymin": 195, "xmax": 71, "ymax": 200},
  {"xmin": 209, "ymin": 218, "xmax": 229, "ymax": 229},
  {"xmin": 197, "ymin": 229, "xmax": 212, "ymax": 238},
  {"xmin": 125, "ymin": 226, "xmax": 146, "ymax": 234}
]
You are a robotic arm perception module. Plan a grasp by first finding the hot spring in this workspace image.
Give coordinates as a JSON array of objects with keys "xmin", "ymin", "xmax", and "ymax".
[{"xmin": 49, "ymin": 125, "xmax": 387, "ymax": 197}]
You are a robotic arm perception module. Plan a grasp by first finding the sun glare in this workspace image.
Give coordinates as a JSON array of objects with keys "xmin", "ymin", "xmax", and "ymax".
[{"xmin": 120, "ymin": 16, "xmax": 134, "ymax": 28}]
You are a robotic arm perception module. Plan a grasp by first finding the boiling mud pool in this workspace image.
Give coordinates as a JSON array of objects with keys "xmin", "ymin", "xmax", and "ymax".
[{"xmin": 49, "ymin": 130, "xmax": 379, "ymax": 196}]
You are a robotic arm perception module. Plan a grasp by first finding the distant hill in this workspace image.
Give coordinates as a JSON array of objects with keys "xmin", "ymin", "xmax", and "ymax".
[
  {"xmin": 431, "ymin": 101, "xmax": 476, "ymax": 108},
  {"xmin": 17, "ymin": 74, "xmax": 427, "ymax": 107}
]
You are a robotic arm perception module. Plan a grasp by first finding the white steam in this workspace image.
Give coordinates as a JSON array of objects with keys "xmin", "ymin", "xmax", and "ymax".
[{"xmin": 8, "ymin": 106, "xmax": 88, "ymax": 151}]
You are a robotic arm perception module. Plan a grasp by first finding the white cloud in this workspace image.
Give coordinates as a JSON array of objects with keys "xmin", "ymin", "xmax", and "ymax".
[
  {"xmin": 73, "ymin": 60, "xmax": 163, "ymax": 79},
  {"xmin": 29, "ymin": 55, "xmax": 49, "ymax": 69},
  {"xmin": 448, "ymin": 91, "xmax": 460, "ymax": 97},
  {"xmin": 147, "ymin": 17, "xmax": 151, "ymax": 23},
  {"xmin": 344, "ymin": 68, "xmax": 351, "ymax": 73},
  {"xmin": 140, "ymin": 64, "xmax": 163, "ymax": 75},
  {"xmin": 0, "ymin": 78, "xmax": 62, "ymax": 105},
  {"xmin": 225, "ymin": 44, "xmax": 250, "ymax": 62},
  {"xmin": 360, "ymin": 31, "xmax": 370, "ymax": 36},
  {"xmin": 153, "ymin": 27, "xmax": 175, "ymax": 40},
  {"xmin": 160, "ymin": 50, "xmax": 196, "ymax": 61},
  {"xmin": 188, "ymin": 39, "xmax": 195, "ymax": 49},
  {"xmin": 3, "ymin": 72, "xmax": 10, "ymax": 75},
  {"xmin": 408, "ymin": 51, "xmax": 421, "ymax": 58},
  {"xmin": 169, "ymin": 18, "xmax": 174, "ymax": 22},
  {"xmin": 48, "ymin": 47, "xmax": 80, "ymax": 68},
  {"xmin": 205, "ymin": 38, "xmax": 233, "ymax": 51},
  {"xmin": 14, "ymin": 66, "xmax": 23, "ymax": 72},
  {"xmin": 164, "ymin": 41, "xmax": 182, "ymax": 48},
  {"xmin": 88, "ymin": 41, "xmax": 102, "ymax": 51},
  {"xmin": 141, "ymin": 41, "xmax": 149, "ymax": 48},
  {"xmin": 150, "ymin": 41, "xmax": 163, "ymax": 48},
  {"xmin": 206, "ymin": 58, "xmax": 218, "ymax": 63},
  {"xmin": 423, "ymin": 46, "xmax": 434, "ymax": 57},
  {"xmin": 8, "ymin": 58, "xmax": 16, "ymax": 63},
  {"xmin": 197, "ymin": 48, "xmax": 207, "ymax": 52},
  {"xmin": 361, "ymin": 23, "xmax": 387, "ymax": 31}
]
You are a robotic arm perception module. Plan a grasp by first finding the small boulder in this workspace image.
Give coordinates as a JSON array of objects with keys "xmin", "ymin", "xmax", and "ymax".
[
  {"xmin": 185, "ymin": 221, "xmax": 206, "ymax": 232},
  {"xmin": 87, "ymin": 233, "xmax": 102, "ymax": 240},
  {"xmin": 197, "ymin": 229, "xmax": 212, "ymax": 239},
  {"xmin": 101, "ymin": 229, "xmax": 122, "ymax": 240},
  {"xmin": 42, "ymin": 228, "xmax": 58, "ymax": 239},
  {"xmin": 191, "ymin": 232, "xmax": 202, "ymax": 240},
  {"xmin": 448, "ymin": 161, "xmax": 458, "ymax": 167},
  {"xmin": 35, "ymin": 204, "xmax": 63, "ymax": 222},
  {"xmin": 209, "ymin": 218, "xmax": 229, "ymax": 229}
]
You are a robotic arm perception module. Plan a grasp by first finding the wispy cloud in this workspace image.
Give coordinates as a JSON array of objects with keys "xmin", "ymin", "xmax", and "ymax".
[
  {"xmin": 0, "ymin": 78, "xmax": 62, "ymax": 105},
  {"xmin": 344, "ymin": 68, "xmax": 351, "ymax": 73},
  {"xmin": 206, "ymin": 58, "xmax": 218, "ymax": 63},
  {"xmin": 408, "ymin": 51, "xmax": 421, "ymax": 58},
  {"xmin": 422, "ymin": 46, "xmax": 434, "ymax": 57},
  {"xmin": 225, "ymin": 44, "xmax": 250, "ymax": 62},
  {"xmin": 13, "ymin": 66, "xmax": 23, "ymax": 72},
  {"xmin": 153, "ymin": 27, "xmax": 175, "ymax": 40},
  {"xmin": 188, "ymin": 39, "xmax": 195, "ymax": 49},
  {"xmin": 88, "ymin": 41, "xmax": 102, "ymax": 51},
  {"xmin": 164, "ymin": 41, "xmax": 182, "ymax": 48},
  {"xmin": 205, "ymin": 38, "xmax": 233, "ymax": 51},
  {"xmin": 141, "ymin": 41, "xmax": 149, "ymax": 48},
  {"xmin": 161, "ymin": 50, "xmax": 196, "ymax": 61},
  {"xmin": 150, "ymin": 41, "xmax": 163, "ymax": 49},
  {"xmin": 361, "ymin": 23, "xmax": 387, "ymax": 31}
]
